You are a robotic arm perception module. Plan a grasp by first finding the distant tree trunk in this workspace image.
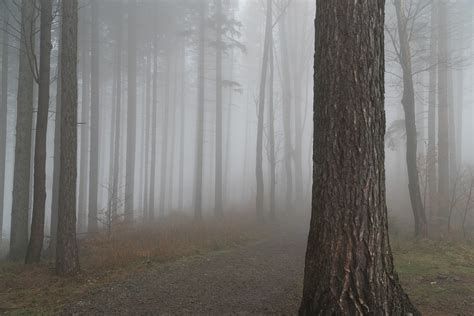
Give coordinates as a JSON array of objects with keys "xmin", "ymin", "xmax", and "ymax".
[
  {"xmin": 148, "ymin": 33, "xmax": 158, "ymax": 220},
  {"xmin": 9, "ymin": 0, "xmax": 36, "ymax": 261},
  {"xmin": 437, "ymin": 0, "xmax": 449, "ymax": 225},
  {"xmin": 214, "ymin": 0, "xmax": 223, "ymax": 217},
  {"xmin": 112, "ymin": 1, "xmax": 123, "ymax": 218},
  {"xmin": 50, "ymin": 16, "xmax": 62, "ymax": 256},
  {"xmin": 159, "ymin": 53, "xmax": 170, "ymax": 218},
  {"xmin": 268, "ymin": 32, "xmax": 276, "ymax": 220},
  {"xmin": 143, "ymin": 53, "xmax": 151, "ymax": 219},
  {"xmin": 0, "ymin": 8, "xmax": 10, "ymax": 244},
  {"xmin": 223, "ymin": 49, "xmax": 234, "ymax": 208},
  {"xmin": 394, "ymin": 0, "xmax": 427, "ymax": 238},
  {"xmin": 427, "ymin": 1, "xmax": 437, "ymax": 228},
  {"xmin": 107, "ymin": 42, "xmax": 118, "ymax": 221},
  {"xmin": 194, "ymin": 0, "xmax": 206, "ymax": 220},
  {"xmin": 88, "ymin": 0, "xmax": 100, "ymax": 233},
  {"xmin": 78, "ymin": 2, "xmax": 90, "ymax": 234},
  {"xmin": 125, "ymin": 0, "xmax": 137, "ymax": 222},
  {"xmin": 56, "ymin": 0, "xmax": 80, "ymax": 276},
  {"xmin": 278, "ymin": 12, "xmax": 293, "ymax": 213},
  {"xmin": 167, "ymin": 53, "xmax": 177, "ymax": 212},
  {"xmin": 26, "ymin": 0, "xmax": 53, "ymax": 263},
  {"xmin": 256, "ymin": 0, "xmax": 272, "ymax": 221},
  {"xmin": 299, "ymin": 1, "xmax": 419, "ymax": 313},
  {"xmin": 178, "ymin": 44, "xmax": 186, "ymax": 211}
]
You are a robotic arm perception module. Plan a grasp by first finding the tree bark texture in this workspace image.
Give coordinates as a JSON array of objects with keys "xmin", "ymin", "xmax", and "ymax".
[{"xmin": 299, "ymin": 1, "xmax": 419, "ymax": 314}]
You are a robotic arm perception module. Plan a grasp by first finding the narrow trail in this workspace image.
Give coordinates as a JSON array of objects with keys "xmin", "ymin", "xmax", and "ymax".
[{"xmin": 63, "ymin": 229, "xmax": 308, "ymax": 315}]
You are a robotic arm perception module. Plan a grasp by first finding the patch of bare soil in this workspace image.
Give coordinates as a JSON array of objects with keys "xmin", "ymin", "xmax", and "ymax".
[{"xmin": 63, "ymin": 229, "xmax": 307, "ymax": 315}]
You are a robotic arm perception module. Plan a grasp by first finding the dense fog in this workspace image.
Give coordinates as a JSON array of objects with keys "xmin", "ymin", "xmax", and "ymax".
[{"xmin": 0, "ymin": 0, "xmax": 473, "ymax": 248}]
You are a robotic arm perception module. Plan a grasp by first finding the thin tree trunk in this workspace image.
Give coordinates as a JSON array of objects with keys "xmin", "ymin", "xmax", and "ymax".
[
  {"xmin": 26, "ymin": 0, "xmax": 53, "ymax": 263},
  {"xmin": 143, "ymin": 53, "xmax": 151, "ymax": 219},
  {"xmin": 394, "ymin": 0, "xmax": 428, "ymax": 238},
  {"xmin": 9, "ymin": 0, "xmax": 36, "ymax": 261},
  {"xmin": 268, "ymin": 31, "xmax": 276, "ymax": 220},
  {"xmin": 0, "ymin": 8, "xmax": 10, "ymax": 245},
  {"xmin": 167, "ymin": 53, "xmax": 177, "ymax": 212},
  {"xmin": 77, "ymin": 1, "xmax": 90, "ymax": 234},
  {"xmin": 112, "ymin": 1, "xmax": 123, "ymax": 218},
  {"xmin": 56, "ymin": 0, "xmax": 80, "ymax": 276},
  {"xmin": 214, "ymin": 0, "xmax": 223, "ymax": 217},
  {"xmin": 159, "ymin": 53, "xmax": 170, "ymax": 218},
  {"xmin": 88, "ymin": 0, "xmax": 100, "ymax": 233},
  {"xmin": 256, "ymin": 0, "xmax": 272, "ymax": 221},
  {"xmin": 299, "ymin": 1, "xmax": 418, "ymax": 313},
  {"xmin": 148, "ymin": 32, "xmax": 158, "ymax": 220},
  {"xmin": 278, "ymin": 12, "xmax": 293, "ymax": 212},
  {"xmin": 178, "ymin": 44, "xmax": 185, "ymax": 210},
  {"xmin": 125, "ymin": 0, "xmax": 137, "ymax": 222},
  {"xmin": 437, "ymin": 0, "xmax": 450, "ymax": 225},
  {"xmin": 50, "ymin": 14, "xmax": 62, "ymax": 256},
  {"xmin": 194, "ymin": 0, "xmax": 206, "ymax": 220},
  {"xmin": 427, "ymin": 0, "xmax": 437, "ymax": 229}
]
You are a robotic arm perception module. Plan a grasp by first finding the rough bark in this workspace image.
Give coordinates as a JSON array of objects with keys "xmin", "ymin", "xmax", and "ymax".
[
  {"xmin": 56, "ymin": 0, "xmax": 80, "ymax": 276},
  {"xmin": 125, "ymin": 0, "xmax": 137, "ymax": 222},
  {"xmin": 256, "ymin": 0, "xmax": 272, "ymax": 221},
  {"xmin": 9, "ymin": 0, "xmax": 36, "ymax": 261},
  {"xmin": 0, "ymin": 8, "xmax": 9, "ymax": 244},
  {"xmin": 194, "ymin": 0, "xmax": 206, "ymax": 220},
  {"xmin": 26, "ymin": 0, "xmax": 53, "ymax": 263},
  {"xmin": 78, "ymin": 1, "xmax": 90, "ymax": 234},
  {"xmin": 394, "ymin": 0, "xmax": 428, "ymax": 238},
  {"xmin": 299, "ymin": 1, "xmax": 419, "ymax": 314},
  {"xmin": 88, "ymin": 0, "xmax": 100, "ymax": 233},
  {"xmin": 437, "ymin": 0, "xmax": 449, "ymax": 224}
]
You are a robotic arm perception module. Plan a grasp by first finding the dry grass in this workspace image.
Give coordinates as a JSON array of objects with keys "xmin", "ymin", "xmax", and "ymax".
[{"xmin": 0, "ymin": 212, "xmax": 268, "ymax": 314}]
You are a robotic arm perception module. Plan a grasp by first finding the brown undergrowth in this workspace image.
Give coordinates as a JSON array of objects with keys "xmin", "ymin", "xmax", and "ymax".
[{"xmin": 0, "ymin": 212, "xmax": 268, "ymax": 314}]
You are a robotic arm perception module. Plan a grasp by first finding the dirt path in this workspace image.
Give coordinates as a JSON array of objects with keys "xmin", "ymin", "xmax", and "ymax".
[{"xmin": 63, "ymin": 229, "xmax": 307, "ymax": 315}]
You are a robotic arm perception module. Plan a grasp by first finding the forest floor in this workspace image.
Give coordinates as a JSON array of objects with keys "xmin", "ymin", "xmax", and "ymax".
[{"xmin": 1, "ymin": 216, "xmax": 474, "ymax": 315}]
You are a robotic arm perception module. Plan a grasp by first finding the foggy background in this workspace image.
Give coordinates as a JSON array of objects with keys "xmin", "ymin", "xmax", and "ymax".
[{"xmin": 0, "ymin": 0, "xmax": 473, "ymax": 238}]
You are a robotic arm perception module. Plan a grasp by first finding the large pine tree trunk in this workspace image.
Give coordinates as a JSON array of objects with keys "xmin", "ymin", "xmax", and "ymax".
[
  {"xmin": 214, "ymin": 0, "xmax": 223, "ymax": 217},
  {"xmin": 78, "ymin": 1, "xmax": 90, "ymax": 234},
  {"xmin": 56, "ymin": 0, "xmax": 80, "ymax": 276},
  {"xmin": 0, "ymin": 7, "xmax": 9, "ymax": 244},
  {"xmin": 88, "ymin": 0, "xmax": 100, "ymax": 233},
  {"xmin": 394, "ymin": 0, "xmax": 427, "ymax": 238},
  {"xmin": 26, "ymin": 0, "xmax": 53, "ymax": 263},
  {"xmin": 9, "ymin": 0, "xmax": 36, "ymax": 261},
  {"xmin": 194, "ymin": 0, "xmax": 206, "ymax": 220},
  {"xmin": 255, "ymin": 0, "xmax": 272, "ymax": 221},
  {"xmin": 125, "ymin": 0, "xmax": 137, "ymax": 222},
  {"xmin": 437, "ymin": 0, "xmax": 450, "ymax": 226},
  {"xmin": 427, "ymin": 1, "xmax": 438, "ymax": 228},
  {"xmin": 299, "ymin": 1, "xmax": 419, "ymax": 314}
]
